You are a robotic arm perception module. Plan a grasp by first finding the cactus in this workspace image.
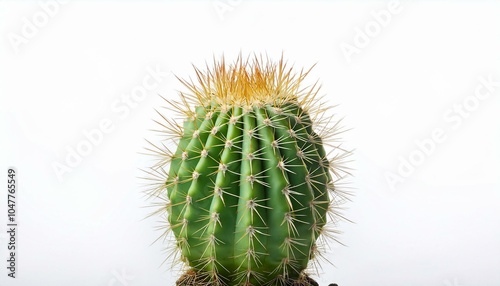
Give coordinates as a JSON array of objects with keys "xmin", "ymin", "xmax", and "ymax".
[{"xmin": 144, "ymin": 55, "xmax": 350, "ymax": 286}]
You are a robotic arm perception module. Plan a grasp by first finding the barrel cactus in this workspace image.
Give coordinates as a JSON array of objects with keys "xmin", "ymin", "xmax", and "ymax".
[{"xmin": 144, "ymin": 55, "xmax": 350, "ymax": 286}]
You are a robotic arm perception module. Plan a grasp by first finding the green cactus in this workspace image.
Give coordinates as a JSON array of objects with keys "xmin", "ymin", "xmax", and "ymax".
[{"xmin": 145, "ymin": 55, "xmax": 350, "ymax": 286}]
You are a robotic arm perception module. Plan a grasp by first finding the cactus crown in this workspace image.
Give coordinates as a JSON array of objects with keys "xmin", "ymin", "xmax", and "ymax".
[
  {"xmin": 174, "ymin": 55, "xmax": 320, "ymax": 114},
  {"xmin": 144, "ymin": 54, "xmax": 351, "ymax": 286}
]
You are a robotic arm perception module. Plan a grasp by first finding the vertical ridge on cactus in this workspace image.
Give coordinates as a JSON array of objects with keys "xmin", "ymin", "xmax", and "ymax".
[{"xmin": 143, "ymin": 54, "xmax": 351, "ymax": 286}]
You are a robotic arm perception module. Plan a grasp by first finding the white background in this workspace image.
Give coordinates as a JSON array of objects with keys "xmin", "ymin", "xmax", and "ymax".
[{"xmin": 1, "ymin": 1, "xmax": 499, "ymax": 286}]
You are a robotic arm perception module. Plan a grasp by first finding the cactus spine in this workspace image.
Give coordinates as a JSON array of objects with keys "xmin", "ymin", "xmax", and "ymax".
[{"xmin": 145, "ymin": 55, "xmax": 350, "ymax": 286}]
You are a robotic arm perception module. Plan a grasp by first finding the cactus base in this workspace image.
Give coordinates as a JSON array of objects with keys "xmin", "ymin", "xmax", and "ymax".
[{"xmin": 176, "ymin": 269, "xmax": 319, "ymax": 286}]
